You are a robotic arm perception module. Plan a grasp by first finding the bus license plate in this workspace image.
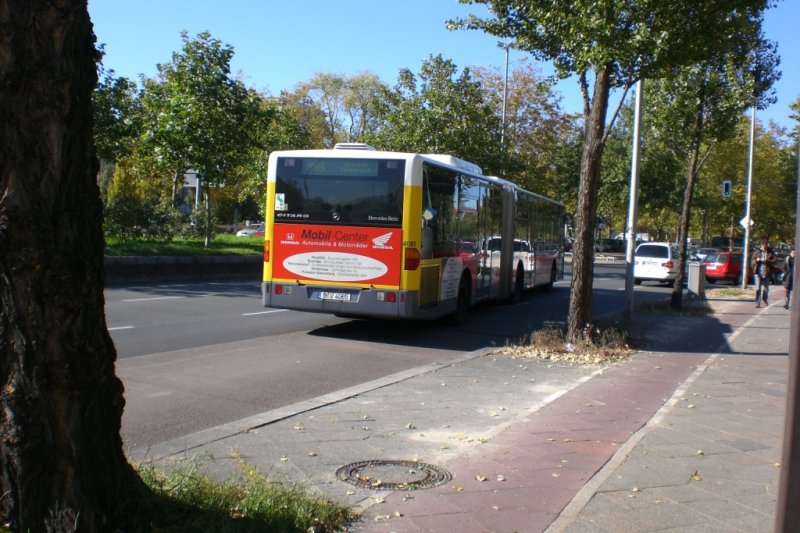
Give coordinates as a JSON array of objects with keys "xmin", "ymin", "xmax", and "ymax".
[{"xmin": 320, "ymin": 291, "xmax": 351, "ymax": 301}]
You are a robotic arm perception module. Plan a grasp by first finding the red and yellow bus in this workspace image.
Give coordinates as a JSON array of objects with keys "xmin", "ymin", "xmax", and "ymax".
[{"xmin": 262, "ymin": 144, "xmax": 565, "ymax": 323}]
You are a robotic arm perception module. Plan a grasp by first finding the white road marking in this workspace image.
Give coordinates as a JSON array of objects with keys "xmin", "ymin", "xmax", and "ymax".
[
  {"xmin": 121, "ymin": 296, "xmax": 185, "ymax": 303},
  {"xmin": 108, "ymin": 326, "xmax": 135, "ymax": 331},
  {"xmin": 242, "ymin": 310, "xmax": 288, "ymax": 316}
]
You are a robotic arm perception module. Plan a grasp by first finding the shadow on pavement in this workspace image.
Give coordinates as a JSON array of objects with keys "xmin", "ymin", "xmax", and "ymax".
[{"xmin": 307, "ymin": 285, "xmax": 745, "ymax": 360}]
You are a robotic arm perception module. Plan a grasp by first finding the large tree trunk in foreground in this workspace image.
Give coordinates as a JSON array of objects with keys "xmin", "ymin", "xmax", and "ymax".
[
  {"xmin": 1, "ymin": 1, "xmax": 135, "ymax": 530},
  {"xmin": 567, "ymin": 66, "xmax": 612, "ymax": 340}
]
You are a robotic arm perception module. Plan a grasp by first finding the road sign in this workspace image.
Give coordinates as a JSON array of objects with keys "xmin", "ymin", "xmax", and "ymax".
[
  {"xmin": 739, "ymin": 216, "xmax": 753, "ymax": 229},
  {"xmin": 722, "ymin": 180, "xmax": 732, "ymax": 198}
]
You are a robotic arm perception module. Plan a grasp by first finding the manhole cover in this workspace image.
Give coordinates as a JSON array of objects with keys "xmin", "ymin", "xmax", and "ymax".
[{"xmin": 336, "ymin": 459, "xmax": 452, "ymax": 491}]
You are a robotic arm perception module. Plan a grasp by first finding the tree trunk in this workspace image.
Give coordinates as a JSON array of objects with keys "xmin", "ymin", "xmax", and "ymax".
[
  {"xmin": 567, "ymin": 66, "xmax": 612, "ymax": 340},
  {"xmin": 671, "ymin": 82, "xmax": 707, "ymax": 309},
  {"xmin": 1, "ymin": 2, "xmax": 137, "ymax": 530},
  {"xmin": 671, "ymin": 150, "xmax": 701, "ymax": 309},
  {"xmin": 204, "ymin": 184, "xmax": 213, "ymax": 247},
  {"xmin": 172, "ymin": 169, "xmax": 182, "ymax": 207}
]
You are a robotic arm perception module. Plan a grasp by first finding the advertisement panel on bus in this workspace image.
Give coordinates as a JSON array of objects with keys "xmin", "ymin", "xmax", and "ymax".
[{"xmin": 271, "ymin": 224, "xmax": 402, "ymax": 286}]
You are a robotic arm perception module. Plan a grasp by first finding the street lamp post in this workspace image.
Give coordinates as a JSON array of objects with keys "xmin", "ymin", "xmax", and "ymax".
[
  {"xmin": 741, "ymin": 106, "xmax": 756, "ymax": 289},
  {"xmin": 624, "ymin": 80, "xmax": 644, "ymax": 320},
  {"xmin": 498, "ymin": 42, "xmax": 510, "ymax": 174}
]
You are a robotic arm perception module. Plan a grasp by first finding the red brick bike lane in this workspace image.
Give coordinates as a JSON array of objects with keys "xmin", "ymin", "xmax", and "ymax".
[{"xmin": 351, "ymin": 298, "xmax": 758, "ymax": 532}]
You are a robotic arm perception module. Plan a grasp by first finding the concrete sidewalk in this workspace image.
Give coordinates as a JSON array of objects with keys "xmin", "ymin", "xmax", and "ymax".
[{"xmin": 132, "ymin": 294, "xmax": 790, "ymax": 532}]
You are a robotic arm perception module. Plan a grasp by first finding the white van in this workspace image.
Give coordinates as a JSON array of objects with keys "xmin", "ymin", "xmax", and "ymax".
[{"xmin": 634, "ymin": 242, "xmax": 679, "ymax": 285}]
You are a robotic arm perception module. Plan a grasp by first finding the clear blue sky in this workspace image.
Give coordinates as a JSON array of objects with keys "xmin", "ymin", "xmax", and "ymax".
[{"xmin": 89, "ymin": 0, "xmax": 798, "ymax": 133}]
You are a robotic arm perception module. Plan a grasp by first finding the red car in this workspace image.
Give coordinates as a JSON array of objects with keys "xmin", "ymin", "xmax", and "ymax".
[{"xmin": 703, "ymin": 251, "xmax": 752, "ymax": 284}]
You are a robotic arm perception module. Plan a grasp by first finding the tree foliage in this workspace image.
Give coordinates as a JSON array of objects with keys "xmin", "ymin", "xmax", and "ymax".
[
  {"xmin": 288, "ymin": 71, "xmax": 386, "ymax": 147},
  {"xmin": 472, "ymin": 59, "xmax": 578, "ymax": 201},
  {"xmin": 93, "ymin": 62, "xmax": 141, "ymax": 163},
  {"xmin": 366, "ymin": 54, "xmax": 502, "ymax": 173},
  {"xmin": 135, "ymin": 31, "xmax": 261, "ymax": 245}
]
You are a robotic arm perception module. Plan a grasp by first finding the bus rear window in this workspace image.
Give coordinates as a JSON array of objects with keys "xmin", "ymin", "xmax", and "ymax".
[{"xmin": 274, "ymin": 157, "xmax": 405, "ymax": 227}]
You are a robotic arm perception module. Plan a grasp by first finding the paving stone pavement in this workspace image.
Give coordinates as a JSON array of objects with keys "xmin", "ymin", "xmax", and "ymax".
[{"xmin": 133, "ymin": 293, "xmax": 792, "ymax": 532}]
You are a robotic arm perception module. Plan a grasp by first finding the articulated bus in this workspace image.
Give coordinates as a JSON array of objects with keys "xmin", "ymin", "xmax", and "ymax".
[{"xmin": 261, "ymin": 144, "xmax": 565, "ymax": 324}]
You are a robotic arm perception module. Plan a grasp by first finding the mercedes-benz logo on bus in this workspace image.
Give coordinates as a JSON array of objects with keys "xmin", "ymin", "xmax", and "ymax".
[{"xmin": 332, "ymin": 212, "xmax": 341, "ymax": 221}]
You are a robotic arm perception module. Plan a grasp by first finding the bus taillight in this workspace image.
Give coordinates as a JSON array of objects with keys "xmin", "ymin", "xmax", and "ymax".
[
  {"xmin": 264, "ymin": 240, "xmax": 271, "ymax": 262},
  {"xmin": 404, "ymin": 248, "xmax": 420, "ymax": 270}
]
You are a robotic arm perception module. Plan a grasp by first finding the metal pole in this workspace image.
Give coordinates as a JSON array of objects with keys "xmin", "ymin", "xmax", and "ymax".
[
  {"xmin": 775, "ymin": 131, "xmax": 800, "ymax": 532},
  {"xmin": 624, "ymin": 79, "xmax": 644, "ymax": 320},
  {"xmin": 741, "ymin": 106, "xmax": 756, "ymax": 289},
  {"xmin": 498, "ymin": 42, "xmax": 510, "ymax": 174},
  {"xmin": 195, "ymin": 173, "xmax": 202, "ymax": 214}
]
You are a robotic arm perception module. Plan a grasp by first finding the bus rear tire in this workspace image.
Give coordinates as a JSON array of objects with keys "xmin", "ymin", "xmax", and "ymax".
[
  {"xmin": 544, "ymin": 262, "xmax": 556, "ymax": 291},
  {"xmin": 509, "ymin": 265, "xmax": 524, "ymax": 303},
  {"xmin": 447, "ymin": 273, "xmax": 471, "ymax": 326}
]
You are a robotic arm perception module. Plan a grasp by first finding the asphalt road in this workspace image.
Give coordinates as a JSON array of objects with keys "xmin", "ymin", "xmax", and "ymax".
[{"xmin": 112, "ymin": 261, "xmax": 674, "ymax": 453}]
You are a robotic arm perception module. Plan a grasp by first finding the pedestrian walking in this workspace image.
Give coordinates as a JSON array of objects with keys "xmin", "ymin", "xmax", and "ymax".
[
  {"xmin": 752, "ymin": 238, "xmax": 776, "ymax": 308},
  {"xmin": 784, "ymin": 249, "xmax": 795, "ymax": 309}
]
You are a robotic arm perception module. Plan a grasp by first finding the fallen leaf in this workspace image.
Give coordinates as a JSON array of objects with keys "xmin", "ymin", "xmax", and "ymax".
[
  {"xmin": 690, "ymin": 471, "xmax": 702, "ymax": 481},
  {"xmin": 373, "ymin": 496, "xmax": 385, "ymax": 503},
  {"xmin": 631, "ymin": 487, "xmax": 640, "ymax": 492},
  {"xmin": 280, "ymin": 455, "xmax": 289, "ymax": 462},
  {"xmin": 346, "ymin": 490, "xmax": 356, "ymax": 496},
  {"xmin": 476, "ymin": 475, "xmax": 487, "ymax": 482},
  {"xmin": 492, "ymin": 505, "xmax": 500, "ymax": 511},
  {"xmin": 307, "ymin": 451, "xmax": 318, "ymax": 457},
  {"xmin": 394, "ymin": 511, "xmax": 402, "ymax": 517},
  {"xmin": 688, "ymin": 404, "xmax": 696, "ymax": 409},
  {"xmin": 552, "ymin": 473, "xmax": 561, "ymax": 478},
  {"xmin": 496, "ymin": 474, "xmax": 506, "ymax": 482},
  {"xmin": 406, "ymin": 423, "xmax": 416, "ymax": 429},
  {"xmin": 453, "ymin": 485, "xmax": 464, "ymax": 492},
  {"xmin": 696, "ymin": 450, "xmax": 704, "ymax": 456}
]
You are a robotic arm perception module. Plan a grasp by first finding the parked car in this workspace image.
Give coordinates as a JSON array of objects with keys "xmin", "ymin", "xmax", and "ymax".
[
  {"xmin": 634, "ymin": 242, "xmax": 679, "ymax": 285},
  {"xmin": 236, "ymin": 223, "xmax": 265, "ymax": 237},
  {"xmin": 702, "ymin": 251, "xmax": 751, "ymax": 284},
  {"xmin": 694, "ymin": 247, "xmax": 722, "ymax": 262}
]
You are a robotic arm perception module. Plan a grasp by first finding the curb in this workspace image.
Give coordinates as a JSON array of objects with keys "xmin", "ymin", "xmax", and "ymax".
[{"xmin": 104, "ymin": 255, "xmax": 261, "ymax": 284}]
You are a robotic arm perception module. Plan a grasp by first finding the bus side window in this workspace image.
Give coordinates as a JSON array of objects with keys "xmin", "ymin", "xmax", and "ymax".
[{"xmin": 422, "ymin": 163, "xmax": 460, "ymax": 258}]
